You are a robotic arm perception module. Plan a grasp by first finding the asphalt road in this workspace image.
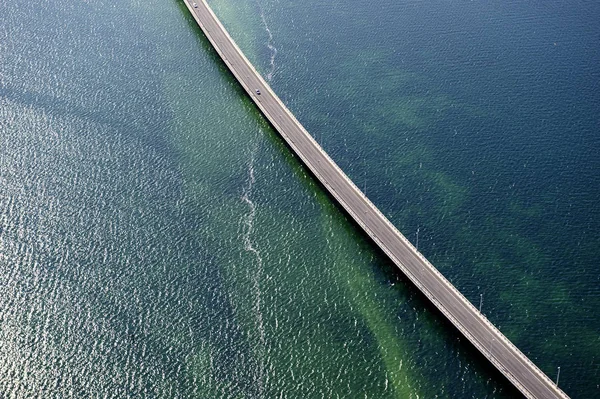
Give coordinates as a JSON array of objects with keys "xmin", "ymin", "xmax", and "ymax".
[{"xmin": 184, "ymin": 1, "xmax": 570, "ymax": 398}]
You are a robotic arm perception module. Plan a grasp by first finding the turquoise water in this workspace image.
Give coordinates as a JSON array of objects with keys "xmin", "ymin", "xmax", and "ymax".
[{"xmin": 0, "ymin": 0, "xmax": 598, "ymax": 397}]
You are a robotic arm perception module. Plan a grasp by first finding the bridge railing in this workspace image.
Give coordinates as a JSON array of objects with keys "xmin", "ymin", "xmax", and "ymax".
[{"xmin": 185, "ymin": 2, "xmax": 569, "ymax": 397}]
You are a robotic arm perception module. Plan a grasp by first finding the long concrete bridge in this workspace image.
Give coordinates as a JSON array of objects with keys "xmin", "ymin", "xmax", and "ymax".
[{"xmin": 183, "ymin": 1, "xmax": 569, "ymax": 398}]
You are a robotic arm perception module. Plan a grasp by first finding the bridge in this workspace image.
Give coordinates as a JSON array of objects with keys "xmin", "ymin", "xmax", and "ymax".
[{"xmin": 183, "ymin": 1, "xmax": 569, "ymax": 398}]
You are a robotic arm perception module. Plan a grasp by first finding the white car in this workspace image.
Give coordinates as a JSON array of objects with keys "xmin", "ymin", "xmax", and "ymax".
[{"xmin": 193, "ymin": 3, "xmax": 198, "ymax": 8}]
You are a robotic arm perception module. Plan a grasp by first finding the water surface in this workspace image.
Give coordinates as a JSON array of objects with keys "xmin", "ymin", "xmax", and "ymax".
[{"xmin": 0, "ymin": 0, "xmax": 598, "ymax": 397}]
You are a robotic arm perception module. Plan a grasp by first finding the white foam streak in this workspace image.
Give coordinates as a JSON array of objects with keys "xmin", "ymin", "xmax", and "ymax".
[
  {"xmin": 256, "ymin": 1, "xmax": 278, "ymax": 81},
  {"xmin": 240, "ymin": 141, "xmax": 267, "ymax": 395}
]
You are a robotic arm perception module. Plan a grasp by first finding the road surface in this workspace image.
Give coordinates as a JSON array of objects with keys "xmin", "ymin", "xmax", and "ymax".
[{"xmin": 183, "ymin": 1, "xmax": 569, "ymax": 398}]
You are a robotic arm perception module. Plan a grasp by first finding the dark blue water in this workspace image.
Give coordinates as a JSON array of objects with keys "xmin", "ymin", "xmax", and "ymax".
[{"xmin": 1, "ymin": 0, "xmax": 598, "ymax": 397}]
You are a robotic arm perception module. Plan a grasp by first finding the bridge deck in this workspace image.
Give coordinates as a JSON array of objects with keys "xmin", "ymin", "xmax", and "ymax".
[{"xmin": 183, "ymin": 1, "xmax": 569, "ymax": 398}]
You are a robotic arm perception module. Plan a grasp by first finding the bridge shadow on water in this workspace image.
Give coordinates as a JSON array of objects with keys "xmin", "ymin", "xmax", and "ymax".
[{"xmin": 176, "ymin": 2, "xmax": 526, "ymax": 396}]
